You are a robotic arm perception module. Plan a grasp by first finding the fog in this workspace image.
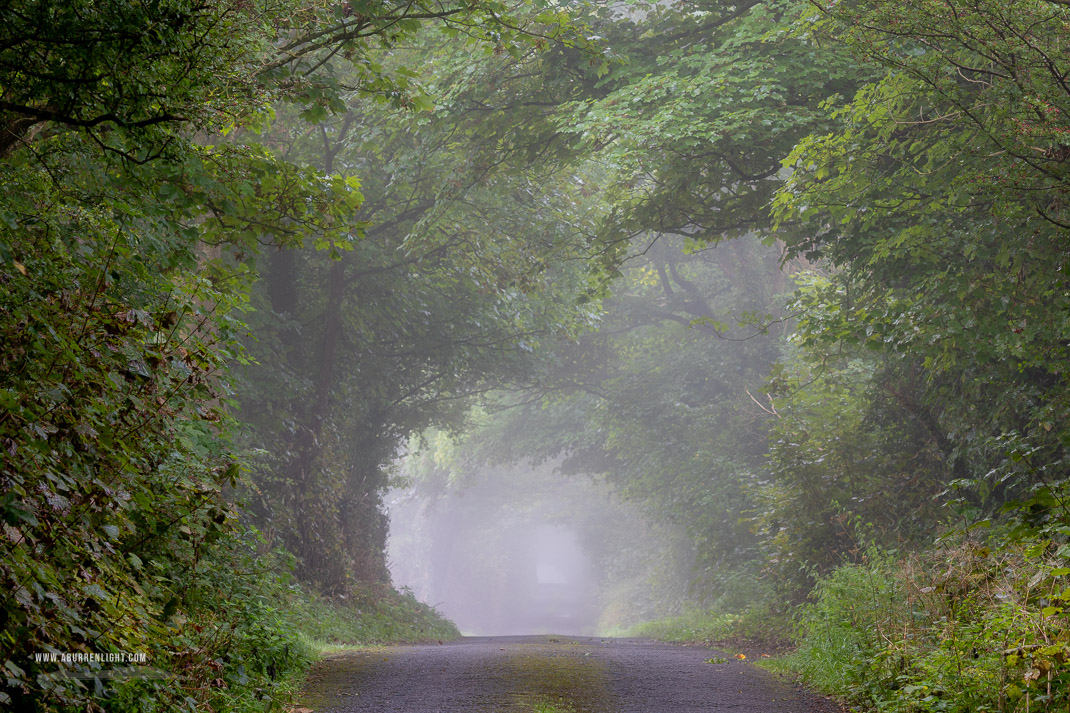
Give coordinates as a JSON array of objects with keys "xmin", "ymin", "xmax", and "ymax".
[{"xmin": 387, "ymin": 461, "xmax": 689, "ymax": 636}]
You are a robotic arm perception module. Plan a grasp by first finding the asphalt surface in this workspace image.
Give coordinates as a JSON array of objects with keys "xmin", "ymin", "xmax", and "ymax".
[{"xmin": 298, "ymin": 635, "xmax": 843, "ymax": 713}]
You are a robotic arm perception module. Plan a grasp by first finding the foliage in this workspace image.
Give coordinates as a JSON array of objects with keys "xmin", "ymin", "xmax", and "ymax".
[
  {"xmin": 724, "ymin": 3, "xmax": 1070, "ymax": 710},
  {"xmin": 559, "ymin": 0, "xmax": 863, "ymax": 268},
  {"xmin": 0, "ymin": 0, "xmax": 270, "ymax": 160},
  {"xmin": 452, "ymin": 233, "xmax": 788, "ymax": 601},
  {"xmin": 776, "ymin": 554, "xmax": 902, "ymax": 702},
  {"xmin": 11, "ymin": 0, "xmax": 1070, "ymax": 711},
  {"xmin": 0, "ymin": 6, "xmax": 360, "ymax": 701},
  {"xmin": 427, "ymin": 0, "xmax": 869, "ymax": 614},
  {"xmin": 622, "ymin": 605, "xmax": 792, "ymax": 650},
  {"xmin": 759, "ymin": 275, "xmax": 954, "ymax": 594},
  {"xmin": 773, "ymin": 0, "xmax": 1070, "ymax": 519},
  {"xmin": 621, "ymin": 609, "xmax": 739, "ymax": 644},
  {"xmin": 0, "ymin": 0, "xmax": 596, "ymax": 154},
  {"xmin": 617, "ymin": 567, "xmax": 791, "ymax": 649},
  {"xmin": 0, "ymin": 138, "xmax": 251, "ymax": 708},
  {"xmin": 102, "ymin": 535, "xmax": 313, "ymax": 713}
]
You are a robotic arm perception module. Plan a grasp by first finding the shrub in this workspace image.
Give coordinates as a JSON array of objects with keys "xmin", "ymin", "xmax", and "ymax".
[{"xmin": 778, "ymin": 541, "xmax": 1070, "ymax": 713}]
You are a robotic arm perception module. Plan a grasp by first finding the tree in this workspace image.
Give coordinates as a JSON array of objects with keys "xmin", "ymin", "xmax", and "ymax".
[
  {"xmin": 235, "ymin": 31, "xmax": 605, "ymax": 592},
  {"xmin": 558, "ymin": 0, "xmax": 864, "ymax": 274},
  {"xmin": 761, "ymin": 276, "xmax": 953, "ymax": 593},
  {"xmin": 774, "ymin": 0, "xmax": 1070, "ymax": 526},
  {"xmin": 435, "ymin": 231, "xmax": 789, "ymax": 603}
]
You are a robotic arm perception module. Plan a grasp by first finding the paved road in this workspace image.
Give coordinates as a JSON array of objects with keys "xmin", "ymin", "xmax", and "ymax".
[{"xmin": 298, "ymin": 635, "xmax": 842, "ymax": 713}]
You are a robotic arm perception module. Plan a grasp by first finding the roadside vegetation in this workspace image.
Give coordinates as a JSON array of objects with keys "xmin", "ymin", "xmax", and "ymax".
[
  {"xmin": 291, "ymin": 585, "xmax": 460, "ymax": 650},
  {"xmin": 624, "ymin": 539, "xmax": 1070, "ymax": 712},
  {"xmin": 622, "ymin": 606, "xmax": 792, "ymax": 653},
  {"xmin": 767, "ymin": 537, "xmax": 1070, "ymax": 713}
]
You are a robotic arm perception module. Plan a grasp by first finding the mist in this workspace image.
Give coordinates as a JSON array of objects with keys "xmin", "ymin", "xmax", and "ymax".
[{"xmin": 387, "ymin": 461, "xmax": 690, "ymax": 636}]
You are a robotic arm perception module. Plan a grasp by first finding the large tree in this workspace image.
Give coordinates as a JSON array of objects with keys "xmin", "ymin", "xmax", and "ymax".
[{"xmin": 235, "ymin": 32, "xmax": 605, "ymax": 591}]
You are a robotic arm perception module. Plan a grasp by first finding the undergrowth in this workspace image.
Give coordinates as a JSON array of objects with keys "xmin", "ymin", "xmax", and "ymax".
[
  {"xmin": 621, "ymin": 608, "xmax": 737, "ymax": 642},
  {"xmin": 55, "ymin": 533, "xmax": 315, "ymax": 713},
  {"xmin": 70, "ymin": 538, "xmax": 457, "ymax": 712},
  {"xmin": 611, "ymin": 566, "xmax": 793, "ymax": 650},
  {"xmin": 772, "ymin": 539, "xmax": 1070, "ymax": 712}
]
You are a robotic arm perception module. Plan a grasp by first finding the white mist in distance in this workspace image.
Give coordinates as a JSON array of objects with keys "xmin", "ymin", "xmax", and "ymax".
[{"xmin": 386, "ymin": 462, "xmax": 690, "ymax": 636}]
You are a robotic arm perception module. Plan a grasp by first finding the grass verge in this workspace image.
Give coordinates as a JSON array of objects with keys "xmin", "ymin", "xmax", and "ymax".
[
  {"xmin": 205, "ymin": 580, "xmax": 459, "ymax": 712},
  {"xmin": 616, "ymin": 604, "xmax": 793, "ymax": 655},
  {"xmin": 291, "ymin": 582, "xmax": 461, "ymax": 650}
]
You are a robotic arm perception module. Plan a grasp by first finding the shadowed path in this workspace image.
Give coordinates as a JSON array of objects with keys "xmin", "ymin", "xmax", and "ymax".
[{"xmin": 299, "ymin": 635, "xmax": 841, "ymax": 713}]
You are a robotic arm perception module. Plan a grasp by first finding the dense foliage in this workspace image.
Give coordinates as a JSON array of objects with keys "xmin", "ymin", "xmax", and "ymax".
[
  {"xmin": 0, "ymin": 6, "xmax": 356, "ymax": 703},
  {"xmin": 774, "ymin": 0, "xmax": 1070, "ymax": 526}
]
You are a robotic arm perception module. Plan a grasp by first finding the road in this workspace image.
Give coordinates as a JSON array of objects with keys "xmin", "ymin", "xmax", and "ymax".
[{"xmin": 297, "ymin": 635, "xmax": 842, "ymax": 713}]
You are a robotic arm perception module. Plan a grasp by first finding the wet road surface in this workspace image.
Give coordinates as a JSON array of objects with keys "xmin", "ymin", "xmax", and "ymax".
[{"xmin": 298, "ymin": 635, "xmax": 842, "ymax": 713}]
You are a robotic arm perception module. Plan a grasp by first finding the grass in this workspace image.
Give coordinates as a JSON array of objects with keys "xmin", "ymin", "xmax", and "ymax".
[
  {"xmin": 617, "ymin": 604, "xmax": 793, "ymax": 653},
  {"xmin": 621, "ymin": 608, "xmax": 739, "ymax": 642},
  {"xmin": 530, "ymin": 700, "xmax": 577, "ymax": 713},
  {"xmin": 290, "ymin": 582, "xmax": 461, "ymax": 650},
  {"xmin": 761, "ymin": 559, "xmax": 899, "ymax": 701}
]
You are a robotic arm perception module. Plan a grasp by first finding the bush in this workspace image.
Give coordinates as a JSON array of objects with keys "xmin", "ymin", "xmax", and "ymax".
[
  {"xmin": 101, "ymin": 532, "xmax": 313, "ymax": 713},
  {"xmin": 618, "ymin": 567, "xmax": 793, "ymax": 650},
  {"xmin": 777, "ymin": 555, "xmax": 902, "ymax": 702},
  {"xmin": 776, "ymin": 541, "xmax": 1070, "ymax": 713}
]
